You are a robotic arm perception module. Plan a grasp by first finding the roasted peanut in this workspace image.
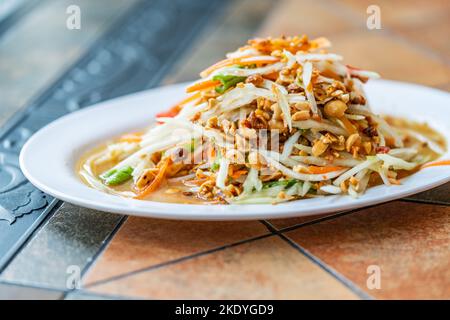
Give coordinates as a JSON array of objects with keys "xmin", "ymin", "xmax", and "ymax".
[
  {"xmin": 340, "ymin": 181, "xmax": 348, "ymax": 192},
  {"xmin": 293, "ymin": 165, "xmax": 310, "ymax": 174},
  {"xmin": 346, "ymin": 133, "xmax": 361, "ymax": 152},
  {"xmin": 340, "ymin": 93, "xmax": 350, "ymax": 103},
  {"xmin": 268, "ymin": 119, "xmax": 285, "ymax": 130},
  {"xmin": 294, "ymin": 101, "xmax": 310, "ymax": 111},
  {"xmin": 298, "ymin": 150, "xmax": 308, "ymax": 156},
  {"xmin": 287, "ymin": 83, "xmax": 301, "ymax": 93},
  {"xmin": 362, "ymin": 141, "xmax": 372, "ymax": 154},
  {"xmin": 271, "ymin": 102, "xmax": 282, "ymax": 120},
  {"xmin": 246, "ymin": 74, "xmax": 264, "ymax": 86},
  {"xmin": 196, "ymin": 168, "xmax": 207, "ymax": 179},
  {"xmin": 207, "ymin": 98, "xmax": 217, "ymax": 109},
  {"xmin": 292, "ymin": 110, "xmax": 311, "ymax": 121},
  {"xmin": 324, "ymin": 100, "xmax": 347, "ymax": 118},
  {"xmin": 312, "ymin": 139, "xmax": 329, "ymax": 157},
  {"xmin": 206, "ymin": 116, "xmax": 218, "ymax": 128},
  {"xmin": 224, "ymin": 184, "xmax": 242, "ymax": 197},
  {"xmin": 255, "ymin": 108, "xmax": 271, "ymax": 120}
]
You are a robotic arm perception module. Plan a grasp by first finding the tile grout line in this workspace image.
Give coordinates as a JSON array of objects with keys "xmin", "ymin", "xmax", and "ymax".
[
  {"xmin": 399, "ymin": 198, "xmax": 450, "ymax": 207},
  {"xmin": 275, "ymin": 211, "xmax": 355, "ymax": 233},
  {"xmin": 261, "ymin": 212, "xmax": 374, "ymax": 300},
  {"xmin": 259, "ymin": 220, "xmax": 277, "ymax": 233},
  {"xmin": 0, "ymin": 199, "xmax": 63, "ymax": 274},
  {"xmin": 83, "ymin": 231, "xmax": 275, "ymax": 290},
  {"xmin": 81, "ymin": 215, "xmax": 128, "ymax": 277},
  {"xmin": 83, "ymin": 201, "xmax": 396, "ymax": 293},
  {"xmin": 62, "ymin": 214, "xmax": 129, "ymax": 300},
  {"xmin": 277, "ymin": 232, "xmax": 374, "ymax": 300},
  {"xmin": 274, "ymin": 200, "xmax": 397, "ymax": 234}
]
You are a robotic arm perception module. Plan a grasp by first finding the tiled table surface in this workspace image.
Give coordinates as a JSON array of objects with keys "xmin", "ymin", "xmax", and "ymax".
[{"xmin": 0, "ymin": 0, "xmax": 449, "ymax": 300}]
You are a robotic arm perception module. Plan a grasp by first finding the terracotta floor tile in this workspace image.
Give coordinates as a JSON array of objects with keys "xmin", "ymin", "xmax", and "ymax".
[
  {"xmin": 330, "ymin": 32, "xmax": 450, "ymax": 86},
  {"xmin": 83, "ymin": 217, "xmax": 269, "ymax": 285},
  {"xmin": 257, "ymin": 0, "xmax": 358, "ymax": 38},
  {"xmin": 286, "ymin": 201, "xmax": 450, "ymax": 299},
  {"xmin": 88, "ymin": 236, "xmax": 359, "ymax": 299}
]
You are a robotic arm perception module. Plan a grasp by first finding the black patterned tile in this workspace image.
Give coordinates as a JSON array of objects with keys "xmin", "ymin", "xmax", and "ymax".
[
  {"xmin": 0, "ymin": 203, "xmax": 123, "ymax": 289},
  {"xmin": 0, "ymin": 0, "xmax": 225, "ymax": 276}
]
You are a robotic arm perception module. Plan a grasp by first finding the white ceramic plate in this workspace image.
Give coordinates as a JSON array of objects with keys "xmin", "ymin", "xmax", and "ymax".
[{"xmin": 20, "ymin": 80, "xmax": 450, "ymax": 220}]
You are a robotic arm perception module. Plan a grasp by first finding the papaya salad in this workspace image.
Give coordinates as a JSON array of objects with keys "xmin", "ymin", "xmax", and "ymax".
[{"xmin": 79, "ymin": 35, "xmax": 446, "ymax": 204}]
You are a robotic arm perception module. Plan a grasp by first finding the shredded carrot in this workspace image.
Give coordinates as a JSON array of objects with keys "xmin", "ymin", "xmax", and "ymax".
[
  {"xmin": 230, "ymin": 170, "xmax": 248, "ymax": 179},
  {"xmin": 208, "ymin": 147, "xmax": 216, "ymax": 161},
  {"xmin": 200, "ymin": 59, "xmax": 234, "ymax": 77},
  {"xmin": 186, "ymin": 79, "xmax": 221, "ymax": 93},
  {"xmin": 119, "ymin": 132, "xmax": 142, "ymax": 143},
  {"xmin": 156, "ymin": 105, "xmax": 181, "ymax": 119},
  {"xmin": 199, "ymin": 56, "xmax": 252, "ymax": 77},
  {"xmin": 156, "ymin": 92, "xmax": 202, "ymax": 122},
  {"xmin": 308, "ymin": 166, "xmax": 345, "ymax": 174},
  {"xmin": 421, "ymin": 160, "xmax": 450, "ymax": 169},
  {"xmin": 176, "ymin": 92, "xmax": 202, "ymax": 106},
  {"xmin": 199, "ymin": 56, "xmax": 279, "ymax": 77},
  {"xmin": 239, "ymin": 58, "xmax": 280, "ymax": 67},
  {"xmin": 263, "ymin": 71, "xmax": 279, "ymax": 81},
  {"xmin": 339, "ymin": 116, "xmax": 357, "ymax": 135},
  {"xmin": 346, "ymin": 64, "xmax": 361, "ymax": 71},
  {"xmin": 135, "ymin": 158, "xmax": 171, "ymax": 199}
]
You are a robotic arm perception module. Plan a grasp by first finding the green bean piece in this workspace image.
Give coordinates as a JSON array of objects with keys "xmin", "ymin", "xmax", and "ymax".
[
  {"xmin": 100, "ymin": 166, "xmax": 134, "ymax": 186},
  {"xmin": 213, "ymin": 74, "xmax": 247, "ymax": 94},
  {"xmin": 263, "ymin": 179, "xmax": 298, "ymax": 189}
]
